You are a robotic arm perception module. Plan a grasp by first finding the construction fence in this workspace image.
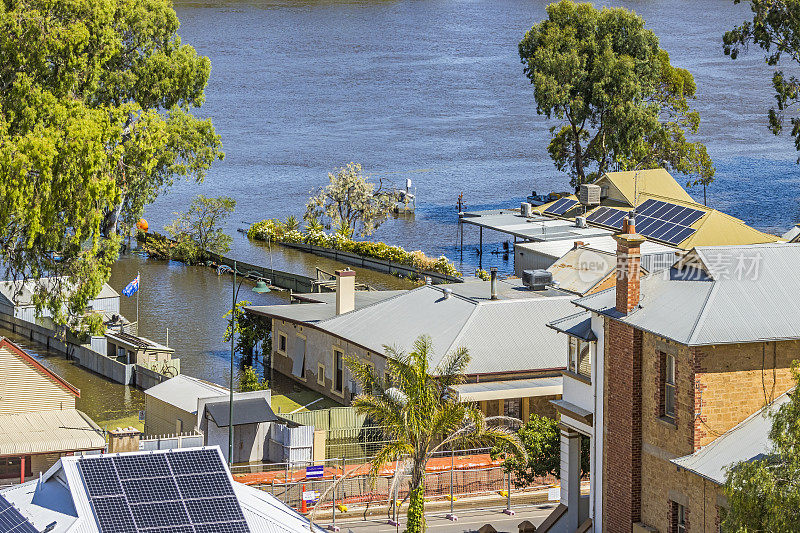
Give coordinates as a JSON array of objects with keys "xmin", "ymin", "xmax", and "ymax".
[{"xmin": 231, "ymin": 448, "xmax": 558, "ymax": 515}]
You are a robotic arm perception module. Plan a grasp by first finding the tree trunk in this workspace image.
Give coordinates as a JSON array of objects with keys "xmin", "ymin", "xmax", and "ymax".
[
  {"xmin": 406, "ymin": 483, "xmax": 426, "ymax": 533},
  {"xmin": 102, "ymin": 199, "xmax": 125, "ymax": 237}
]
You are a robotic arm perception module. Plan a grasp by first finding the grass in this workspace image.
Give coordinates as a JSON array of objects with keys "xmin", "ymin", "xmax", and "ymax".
[
  {"xmin": 96, "ymin": 414, "xmax": 144, "ymax": 437},
  {"xmin": 271, "ymin": 389, "xmax": 341, "ymax": 415}
]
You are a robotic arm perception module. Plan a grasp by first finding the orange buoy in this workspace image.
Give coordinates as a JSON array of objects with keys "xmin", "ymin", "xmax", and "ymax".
[{"xmin": 136, "ymin": 218, "xmax": 149, "ymax": 232}]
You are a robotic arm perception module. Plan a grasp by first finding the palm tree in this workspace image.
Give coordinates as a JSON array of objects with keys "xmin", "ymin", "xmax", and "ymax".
[
  {"xmin": 346, "ymin": 335, "xmax": 525, "ymax": 532},
  {"xmin": 284, "ymin": 214, "xmax": 300, "ymax": 231}
]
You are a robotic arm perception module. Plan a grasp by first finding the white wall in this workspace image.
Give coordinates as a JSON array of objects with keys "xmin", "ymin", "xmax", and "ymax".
[{"xmin": 590, "ymin": 312, "xmax": 605, "ymax": 532}]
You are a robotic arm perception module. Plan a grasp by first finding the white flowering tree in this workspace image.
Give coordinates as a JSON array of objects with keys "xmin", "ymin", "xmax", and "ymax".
[{"xmin": 305, "ymin": 163, "xmax": 399, "ymax": 238}]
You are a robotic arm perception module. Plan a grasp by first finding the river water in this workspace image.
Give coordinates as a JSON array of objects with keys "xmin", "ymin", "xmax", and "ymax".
[{"xmin": 21, "ymin": 0, "xmax": 800, "ymax": 424}]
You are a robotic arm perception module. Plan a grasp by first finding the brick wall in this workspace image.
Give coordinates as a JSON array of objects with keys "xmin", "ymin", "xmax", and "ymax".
[{"xmin": 603, "ymin": 319, "xmax": 643, "ymax": 531}]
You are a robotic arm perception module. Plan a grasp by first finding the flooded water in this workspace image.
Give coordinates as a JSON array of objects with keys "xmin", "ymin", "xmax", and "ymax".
[{"xmin": 21, "ymin": 0, "xmax": 800, "ymax": 422}]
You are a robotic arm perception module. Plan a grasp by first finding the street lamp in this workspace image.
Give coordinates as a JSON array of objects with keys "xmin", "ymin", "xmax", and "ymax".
[{"xmin": 229, "ymin": 260, "xmax": 270, "ymax": 466}]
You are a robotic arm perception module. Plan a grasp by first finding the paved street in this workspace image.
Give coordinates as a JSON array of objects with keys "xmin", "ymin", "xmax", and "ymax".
[{"xmin": 328, "ymin": 503, "xmax": 557, "ymax": 533}]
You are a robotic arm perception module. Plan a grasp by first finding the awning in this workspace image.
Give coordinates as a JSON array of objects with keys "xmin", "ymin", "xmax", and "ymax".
[
  {"xmin": 0, "ymin": 409, "xmax": 105, "ymax": 456},
  {"xmin": 205, "ymin": 397, "xmax": 280, "ymax": 427},
  {"xmin": 547, "ymin": 311, "xmax": 597, "ymax": 341},
  {"xmin": 452, "ymin": 376, "xmax": 562, "ymax": 402}
]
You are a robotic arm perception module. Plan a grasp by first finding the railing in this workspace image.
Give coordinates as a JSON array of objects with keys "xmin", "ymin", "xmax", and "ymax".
[{"xmin": 140, "ymin": 431, "xmax": 204, "ymax": 451}]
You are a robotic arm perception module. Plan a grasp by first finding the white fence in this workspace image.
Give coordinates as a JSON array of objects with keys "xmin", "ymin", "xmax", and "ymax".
[{"xmin": 140, "ymin": 431, "xmax": 204, "ymax": 451}]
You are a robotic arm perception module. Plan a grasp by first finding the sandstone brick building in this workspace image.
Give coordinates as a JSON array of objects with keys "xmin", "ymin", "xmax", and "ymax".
[{"xmin": 543, "ymin": 217, "xmax": 799, "ymax": 533}]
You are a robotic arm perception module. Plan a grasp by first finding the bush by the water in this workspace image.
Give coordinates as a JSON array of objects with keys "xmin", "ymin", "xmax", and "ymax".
[{"xmin": 247, "ymin": 219, "xmax": 461, "ymax": 278}]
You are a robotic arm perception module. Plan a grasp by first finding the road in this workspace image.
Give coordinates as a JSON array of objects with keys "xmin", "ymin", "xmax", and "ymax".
[{"xmin": 327, "ymin": 503, "xmax": 557, "ymax": 533}]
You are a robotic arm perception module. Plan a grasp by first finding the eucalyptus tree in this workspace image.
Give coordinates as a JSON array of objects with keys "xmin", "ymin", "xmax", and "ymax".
[
  {"xmin": 0, "ymin": 0, "xmax": 222, "ymax": 322},
  {"xmin": 519, "ymin": 0, "xmax": 714, "ymax": 187},
  {"xmin": 345, "ymin": 336, "xmax": 525, "ymax": 532}
]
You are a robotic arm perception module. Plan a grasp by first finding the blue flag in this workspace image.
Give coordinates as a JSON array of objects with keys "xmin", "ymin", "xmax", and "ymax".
[{"xmin": 122, "ymin": 274, "xmax": 139, "ymax": 297}]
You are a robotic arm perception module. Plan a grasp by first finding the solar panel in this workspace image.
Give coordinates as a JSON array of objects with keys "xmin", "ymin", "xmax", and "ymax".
[
  {"xmin": 78, "ymin": 449, "xmax": 251, "ymax": 533},
  {"xmin": 0, "ymin": 495, "xmax": 38, "ymax": 533},
  {"xmin": 585, "ymin": 200, "xmax": 703, "ymax": 245},
  {"xmin": 585, "ymin": 206, "xmax": 627, "ymax": 230},
  {"xmin": 543, "ymin": 197, "xmax": 578, "ymax": 216}
]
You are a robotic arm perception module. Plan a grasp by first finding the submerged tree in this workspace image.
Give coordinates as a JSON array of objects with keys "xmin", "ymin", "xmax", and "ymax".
[
  {"xmin": 224, "ymin": 300, "xmax": 271, "ymax": 357},
  {"xmin": 305, "ymin": 163, "xmax": 399, "ymax": 238},
  {"xmin": 0, "ymin": 0, "xmax": 222, "ymax": 322},
  {"xmin": 723, "ymin": 362, "xmax": 800, "ymax": 531},
  {"xmin": 346, "ymin": 336, "xmax": 524, "ymax": 532},
  {"xmin": 724, "ymin": 0, "xmax": 800, "ymax": 158},
  {"xmin": 166, "ymin": 195, "xmax": 236, "ymax": 261},
  {"xmin": 519, "ymin": 0, "xmax": 714, "ymax": 187}
]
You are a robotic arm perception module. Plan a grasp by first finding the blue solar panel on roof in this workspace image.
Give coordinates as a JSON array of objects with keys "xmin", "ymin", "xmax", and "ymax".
[
  {"xmin": 0, "ymin": 495, "xmax": 38, "ymax": 533},
  {"xmin": 586, "ymin": 206, "xmax": 626, "ymax": 230},
  {"xmin": 544, "ymin": 198, "xmax": 578, "ymax": 216},
  {"xmin": 78, "ymin": 449, "xmax": 251, "ymax": 533}
]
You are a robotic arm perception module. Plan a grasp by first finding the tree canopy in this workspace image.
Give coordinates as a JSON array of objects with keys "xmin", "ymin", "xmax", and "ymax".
[
  {"xmin": 0, "ymin": 0, "xmax": 222, "ymax": 322},
  {"xmin": 166, "ymin": 194, "xmax": 236, "ymax": 260},
  {"xmin": 724, "ymin": 0, "xmax": 800, "ymax": 158},
  {"xmin": 305, "ymin": 163, "xmax": 399, "ymax": 238},
  {"xmin": 519, "ymin": 0, "xmax": 714, "ymax": 187},
  {"xmin": 723, "ymin": 363, "xmax": 800, "ymax": 531}
]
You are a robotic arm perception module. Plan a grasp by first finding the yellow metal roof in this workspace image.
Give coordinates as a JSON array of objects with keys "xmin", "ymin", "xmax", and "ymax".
[
  {"xmin": 596, "ymin": 168, "xmax": 695, "ymax": 206},
  {"xmin": 0, "ymin": 409, "xmax": 105, "ymax": 456}
]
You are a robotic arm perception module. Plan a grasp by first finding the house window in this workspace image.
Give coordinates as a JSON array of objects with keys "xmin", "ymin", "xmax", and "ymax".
[
  {"xmin": 504, "ymin": 399, "xmax": 521, "ymax": 419},
  {"xmin": 334, "ymin": 349, "xmax": 343, "ymax": 393},
  {"xmin": 278, "ymin": 333, "xmax": 287, "ymax": 354},
  {"xmin": 671, "ymin": 501, "xmax": 687, "ymax": 533},
  {"xmin": 664, "ymin": 353, "xmax": 676, "ymax": 420},
  {"xmin": 317, "ymin": 364, "xmax": 326, "ymax": 385},
  {"xmin": 568, "ymin": 337, "xmax": 591, "ymax": 378}
]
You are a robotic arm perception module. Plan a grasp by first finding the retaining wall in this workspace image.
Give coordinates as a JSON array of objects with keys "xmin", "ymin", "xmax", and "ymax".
[{"xmin": 281, "ymin": 242, "xmax": 462, "ymax": 284}]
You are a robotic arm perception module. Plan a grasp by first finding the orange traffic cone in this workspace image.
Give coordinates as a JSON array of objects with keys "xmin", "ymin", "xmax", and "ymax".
[{"xmin": 300, "ymin": 483, "xmax": 308, "ymax": 513}]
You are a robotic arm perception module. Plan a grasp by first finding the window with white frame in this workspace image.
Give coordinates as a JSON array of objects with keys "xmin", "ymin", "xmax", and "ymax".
[
  {"xmin": 665, "ymin": 353, "xmax": 676, "ymax": 420},
  {"xmin": 568, "ymin": 337, "xmax": 592, "ymax": 378}
]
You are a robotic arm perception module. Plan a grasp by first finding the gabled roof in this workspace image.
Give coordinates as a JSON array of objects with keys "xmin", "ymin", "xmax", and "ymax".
[
  {"xmin": 574, "ymin": 243, "xmax": 800, "ymax": 345},
  {"xmin": 0, "ymin": 337, "xmax": 80, "ymax": 397},
  {"xmin": 144, "ymin": 374, "xmax": 228, "ymax": 413},
  {"xmin": 0, "ymin": 447, "xmax": 324, "ymax": 532},
  {"xmin": 672, "ymin": 390, "xmax": 792, "ymax": 484},
  {"xmin": 314, "ymin": 285, "xmax": 577, "ymax": 374},
  {"xmin": 596, "ymin": 168, "xmax": 696, "ymax": 206},
  {"xmin": 246, "ymin": 290, "xmax": 407, "ymax": 323},
  {"xmin": 0, "ymin": 409, "xmax": 104, "ymax": 456},
  {"xmin": 0, "ymin": 277, "xmax": 118, "ymax": 307}
]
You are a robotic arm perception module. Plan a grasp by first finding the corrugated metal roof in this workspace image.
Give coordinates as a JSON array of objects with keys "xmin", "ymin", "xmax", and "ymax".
[
  {"xmin": 516, "ymin": 236, "xmax": 675, "ymax": 263},
  {"xmin": 1, "ymin": 446, "xmax": 323, "ymax": 533},
  {"xmin": 247, "ymin": 290, "xmax": 407, "ymax": 323},
  {"xmin": 547, "ymin": 311, "xmax": 597, "ymax": 341},
  {"xmin": 575, "ymin": 243, "xmax": 800, "ymax": 345},
  {"xmin": 0, "ymin": 409, "xmax": 105, "ymax": 456},
  {"xmin": 317, "ymin": 286, "xmax": 575, "ymax": 374},
  {"xmin": 547, "ymin": 247, "xmax": 616, "ymax": 295},
  {"xmin": 144, "ymin": 375, "xmax": 228, "ymax": 413},
  {"xmin": 0, "ymin": 277, "xmax": 118, "ymax": 307},
  {"xmin": 784, "ymin": 224, "xmax": 800, "ymax": 242},
  {"xmin": 672, "ymin": 391, "xmax": 792, "ymax": 484},
  {"xmin": 596, "ymin": 168, "xmax": 696, "ymax": 205},
  {"xmin": 453, "ymin": 376, "xmax": 563, "ymax": 401},
  {"xmin": 204, "ymin": 397, "xmax": 279, "ymax": 427}
]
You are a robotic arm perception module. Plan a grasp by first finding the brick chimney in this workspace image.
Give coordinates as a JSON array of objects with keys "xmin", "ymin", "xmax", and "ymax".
[
  {"xmin": 335, "ymin": 269, "xmax": 356, "ymax": 315},
  {"xmin": 613, "ymin": 215, "xmax": 646, "ymax": 315}
]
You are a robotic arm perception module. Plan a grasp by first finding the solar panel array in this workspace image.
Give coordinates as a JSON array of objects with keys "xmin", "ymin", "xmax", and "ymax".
[
  {"xmin": 78, "ymin": 449, "xmax": 251, "ymax": 533},
  {"xmin": 0, "ymin": 494, "xmax": 38, "ymax": 533},
  {"xmin": 586, "ymin": 199, "xmax": 706, "ymax": 245},
  {"xmin": 543, "ymin": 198, "xmax": 578, "ymax": 216}
]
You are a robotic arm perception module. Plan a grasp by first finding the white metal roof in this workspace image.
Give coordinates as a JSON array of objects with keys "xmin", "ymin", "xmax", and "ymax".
[
  {"xmin": 0, "ymin": 277, "xmax": 118, "ymax": 308},
  {"xmin": 574, "ymin": 243, "xmax": 800, "ymax": 345},
  {"xmin": 144, "ymin": 375, "xmax": 228, "ymax": 414},
  {"xmin": 316, "ymin": 285, "xmax": 576, "ymax": 374},
  {"xmin": 452, "ymin": 376, "xmax": 563, "ymax": 401},
  {"xmin": 0, "ymin": 446, "xmax": 324, "ymax": 533},
  {"xmin": 0, "ymin": 409, "xmax": 105, "ymax": 456},
  {"xmin": 672, "ymin": 391, "xmax": 792, "ymax": 484},
  {"xmin": 516, "ymin": 235, "xmax": 675, "ymax": 260}
]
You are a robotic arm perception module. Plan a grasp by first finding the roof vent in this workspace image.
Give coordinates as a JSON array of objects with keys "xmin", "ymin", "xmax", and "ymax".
[
  {"xmin": 442, "ymin": 288, "xmax": 453, "ymax": 299},
  {"xmin": 522, "ymin": 269, "xmax": 553, "ymax": 291}
]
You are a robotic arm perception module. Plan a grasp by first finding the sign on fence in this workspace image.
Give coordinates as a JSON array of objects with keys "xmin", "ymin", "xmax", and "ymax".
[
  {"xmin": 302, "ymin": 491, "xmax": 320, "ymax": 502},
  {"xmin": 306, "ymin": 465, "xmax": 324, "ymax": 479},
  {"xmin": 547, "ymin": 487, "xmax": 560, "ymax": 501}
]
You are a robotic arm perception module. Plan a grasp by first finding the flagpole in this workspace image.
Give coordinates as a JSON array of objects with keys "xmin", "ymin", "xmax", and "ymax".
[{"xmin": 136, "ymin": 271, "xmax": 139, "ymax": 329}]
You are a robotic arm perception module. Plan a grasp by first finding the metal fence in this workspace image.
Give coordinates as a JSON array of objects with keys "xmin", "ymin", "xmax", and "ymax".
[{"xmin": 231, "ymin": 448, "xmax": 558, "ymax": 516}]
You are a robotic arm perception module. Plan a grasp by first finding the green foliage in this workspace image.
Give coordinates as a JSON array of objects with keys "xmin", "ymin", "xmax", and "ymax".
[
  {"xmin": 723, "ymin": 362, "xmax": 800, "ymax": 531},
  {"xmin": 406, "ymin": 486, "xmax": 425, "ymax": 533},
  {"xmin": 166, "ymin": 195, "xmax": 236, "ymax": 260},
  {"xmin": 224, "ymin": 300, "xmax": 271, "ymax": 357},
  {"xmin": 495, "ymin": 414, "xmax": 590, "ymax": 485},
  {"xmin": 138, "ymin": 230, "xmax": 196, "ymax": 263},
  {"xmin": 247, "ymin": 223, "xmax": 461, "ymax": 278},
  {"xmin": 347, "ymin": 336, "xmax": 525, "ymax": 527},
  {"xmin": 305, "ymin": 163, "xmax": 399, "ymax": 237},
  {"xmin": 239, "ymin": 365, "xmax": 269, "ymax": 392},
  {"xmin": 724, "ymin": 0, "xmax": 800, "ymax": 159},
  {"xmin": 475, "ymin": 269, "xmax": 491, "ymax": 281},
  {"xmin": 519, "ymin": 0, "xmax": 714, "ymax": 187},
  {"xmin": 0, "ymin": 0, "xmax": 221, "ymax": 323}
]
